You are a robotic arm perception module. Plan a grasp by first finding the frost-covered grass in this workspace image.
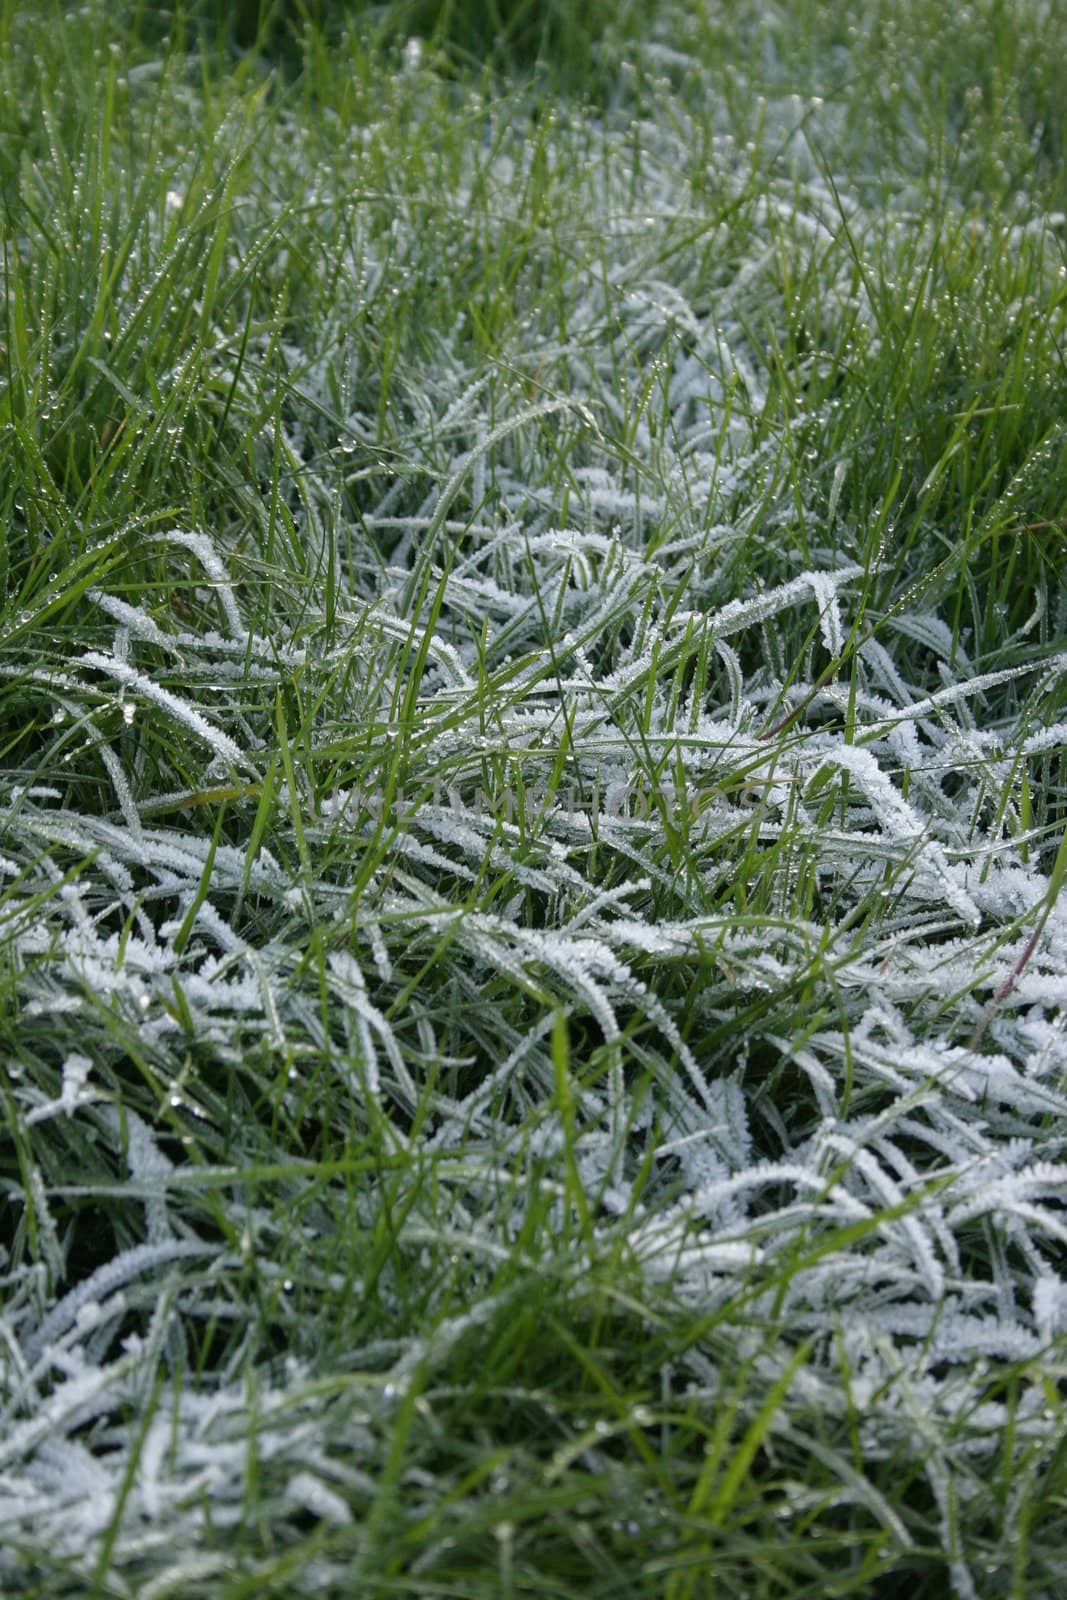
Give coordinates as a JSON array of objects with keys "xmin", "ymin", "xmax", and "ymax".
[{"xmin": 2, "ymin": 0, "xmax": 1067, "ymax": 1594}]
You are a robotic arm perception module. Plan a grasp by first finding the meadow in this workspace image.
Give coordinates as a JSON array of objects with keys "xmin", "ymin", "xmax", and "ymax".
[{"xmin": 1, "ymin": 1, "xmax": 1066, "ymax": 1594}]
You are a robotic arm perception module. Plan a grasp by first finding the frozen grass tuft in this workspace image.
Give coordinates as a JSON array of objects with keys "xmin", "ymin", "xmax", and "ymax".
[{"xmin": 1, "ymin": 1, "xmax": 1066, "ymax": 1595}]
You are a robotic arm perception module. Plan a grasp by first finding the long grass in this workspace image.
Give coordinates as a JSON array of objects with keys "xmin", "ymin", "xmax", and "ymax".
[{"xmin": 1, "ymin": 1, "xmax": 1066, "ymax": 1595}]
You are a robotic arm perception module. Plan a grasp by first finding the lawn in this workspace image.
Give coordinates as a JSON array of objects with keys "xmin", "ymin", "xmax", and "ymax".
[{"xmin": 1, "ymin": 0, "xmax": 1066, "ymax": 1594}]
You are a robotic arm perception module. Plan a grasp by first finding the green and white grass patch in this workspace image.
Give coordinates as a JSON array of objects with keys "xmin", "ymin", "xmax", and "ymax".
[{"xmin": 1, "ymin": 1, "xmax": 1066, "ymax": 1595}]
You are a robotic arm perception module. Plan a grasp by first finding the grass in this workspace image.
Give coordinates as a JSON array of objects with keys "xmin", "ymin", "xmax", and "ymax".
[{"xmin": 1, "ymin": 0, "xmax": 1066, "ymax": 1594}]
